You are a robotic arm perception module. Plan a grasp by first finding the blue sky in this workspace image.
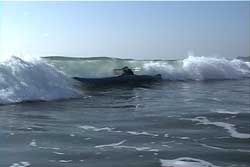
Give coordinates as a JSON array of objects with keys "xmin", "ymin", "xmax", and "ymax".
[{"xmin": 0, "ymin": 1, "xmax": 249, "ymax": 59}]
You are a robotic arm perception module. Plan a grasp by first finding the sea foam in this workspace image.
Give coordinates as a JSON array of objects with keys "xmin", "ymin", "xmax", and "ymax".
[
  {"xmin": 189, "ymin": 117, "xmax": 250, "ymax": 139},
  {"xmin": 0, "ymin": 56, "xmax": 81, "ymax": 105},
  {"xmin": 9, "ymin": 161, "xmax": 31, "ymax": 167},
  {"xmin": 160, "ymin": 157, "xmax": 219, "ymax": 167},
  {"xmin": 143, "ymin": 56, "xmax": 250, "ymax": 80}
]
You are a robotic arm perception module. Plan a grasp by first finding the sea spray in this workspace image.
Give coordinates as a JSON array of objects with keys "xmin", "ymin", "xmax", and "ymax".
[
  {"xmin": 182, "ymin": 56, "xmax": 250, "ymax": 80},
  {"xmin": 143, "ymin": 56, "xmax": 250, "ymax": 80},
  {"xmin": 0, "ymin": 56, "xmax": 81, "ymax": 105}
]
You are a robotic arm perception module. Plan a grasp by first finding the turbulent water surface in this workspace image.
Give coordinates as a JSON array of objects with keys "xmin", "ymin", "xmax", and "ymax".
[{"xmin": 0, "ymin": 56, "xmax": 250, "ymax": 167}]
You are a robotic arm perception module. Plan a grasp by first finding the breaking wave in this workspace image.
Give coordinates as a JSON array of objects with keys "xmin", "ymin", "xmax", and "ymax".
[
  {"xmin": 144, "ymin": 56, "xmax": 250, "ymax": 80},
  {"xmin": 0, "ymin": 55, "xmax": 249, "ymax": 105},
  {"xmin": 45, "ymin": 56, "xmax": 250, "ymax": 80},
  {"xmin": 0, "ymin": 56, "xmax": 81, "ymax": 105}
]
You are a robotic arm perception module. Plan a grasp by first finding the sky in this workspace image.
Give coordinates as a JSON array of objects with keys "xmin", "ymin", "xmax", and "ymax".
[{"xmin": 0, "ymin": 1, "xmax": 249, "ymax": 60}]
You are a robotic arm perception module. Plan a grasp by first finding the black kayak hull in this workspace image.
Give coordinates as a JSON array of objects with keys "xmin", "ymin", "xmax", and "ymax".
[{"xmin": 73, "ymin": 74, "xmax": 162, "ymax": 86}]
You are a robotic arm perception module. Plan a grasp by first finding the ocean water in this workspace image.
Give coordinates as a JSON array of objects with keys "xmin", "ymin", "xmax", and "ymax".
[{"xmin": 0, "ymin": 56, "xmax": 250, "ymax": 167}]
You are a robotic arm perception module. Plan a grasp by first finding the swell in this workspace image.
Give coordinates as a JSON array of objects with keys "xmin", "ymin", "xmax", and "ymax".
[{"xmin": 44, "ymin": 56, "xmax": 250, "ymax": 80}]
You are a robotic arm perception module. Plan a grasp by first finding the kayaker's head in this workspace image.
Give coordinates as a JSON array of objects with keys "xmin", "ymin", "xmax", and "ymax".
[{"xmin": 122, "ymin": 66, "xmax": 129, "ymax": 70}]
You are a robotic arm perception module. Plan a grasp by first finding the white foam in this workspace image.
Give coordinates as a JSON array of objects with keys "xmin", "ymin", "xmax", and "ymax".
[
  {"xmin": 160, "ymin": 157, "xmax": 220, "ymax": 167},
  {"xmin": 53, "ymin": 152, "xmax": 65, "ymax": 155},
  {"xmin": 29, "ymin": 139, "xmax": 37, "ymax": 147},
  {"xmin": 38, "ymin": 146, "xmax": 60, "ymax": 150},
  {"xmin": 79, "ymin": 125, "xmax": 114, "ymax": 132},
  {"xmin": 95, "ymin": 140, "xmax": 127, "ymax": 148},
  {"xmin": 58, "ymin": 160, "xmax": 72, "ymax": 163},
  {"xmin": 164, "ymin": 134, "xmax": 169, "ymax": 138},
  {"xmin": 189, "ymin": 117, "xmax": 250, "ymax": 139},
  {"xmin": 108, "ymin": 145, "xmax": 158, "ymax": 152},
  {"xmin": 29, "ymin": 139, "xmax": 61, "ymax": 150},
  {"xmin": 213, "ymin": 109, "xmax": 240, "ymax": 115},
  {"xmin": 236, "ymin": 149, "xmax": 250, "ymax": 153},
  {"xmin": 200, "ymin": 143, "xmax": 250, "ymax": 153},
  {"xmin": 122, "ymin": 146, "xmax": 152, "ymax": 151},
  {"xmin": 95, "ymin": 140, "xmax": 159, "ymax": 152},
  {"xmin": 199, "ymin": 143, "xmax": 229, "ymax": 151},
  {"xmin": 9, "ymin": 162, "xmax": 31, "ymax": 167},
  {"xmin": 210, "ymin": 98, "xmax": 222, "ymax": 102},
  {"xmin": 79, "ymin": 125, "xmax": 160, "ymax": 138},
  {"xmin": 162, "ymin": 144, "xmax": 171, "ymax": 148},
  {"xmin": 143, "ymin": 56, "xmax": 250, "ymax": 80},
  {"xmin": 178, "ymin": 137, "xmax": 190, "ymax": 140},
  {"xmin": 126, "ymin": 131, "xmax": 159, "ymax": 137},
  {"xmin": 0, "ymin": 56, "xmax": 81, "ymax": 104}
]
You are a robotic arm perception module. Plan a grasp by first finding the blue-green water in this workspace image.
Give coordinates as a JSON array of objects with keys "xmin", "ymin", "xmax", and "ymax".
[
  {"xmin": 0, "ymin": 56, "xmax": 250, "ymax": 167},
  {"xmin": 1, "ymin": 79, "xmax": 250, "ymax": 167}
]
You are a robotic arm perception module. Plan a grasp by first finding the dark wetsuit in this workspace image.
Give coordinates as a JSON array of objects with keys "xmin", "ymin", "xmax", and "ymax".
[{"xmin": 122, "ymin": 68, "xmax": 134, "ymax": 76}]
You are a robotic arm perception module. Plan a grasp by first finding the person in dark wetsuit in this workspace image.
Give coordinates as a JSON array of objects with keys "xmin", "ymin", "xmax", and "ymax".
[{"xmin": 121, "ymin": 66, "xmax": 134, "ymax": 76}]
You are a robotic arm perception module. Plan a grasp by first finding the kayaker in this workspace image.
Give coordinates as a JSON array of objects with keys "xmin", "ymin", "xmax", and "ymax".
[{"xmin": 121, "ymin": 66, "xmax": 134, "ymax": 76}]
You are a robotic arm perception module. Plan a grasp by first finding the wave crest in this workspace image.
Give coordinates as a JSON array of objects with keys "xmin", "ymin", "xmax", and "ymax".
[
  {"xmin": 0, "ymin": 56, "xmax": 81, "ymax": 105},
  {"xmin": 143, "ymin": 56, "xmax": 250, "ymax": 80},
  {"xmin": 45, "ymin": 56, "xmax": 250, "ymax": 80},
  {"xmin": 1, "ymin": 56, "xmax": 249, "ymax": 104}
]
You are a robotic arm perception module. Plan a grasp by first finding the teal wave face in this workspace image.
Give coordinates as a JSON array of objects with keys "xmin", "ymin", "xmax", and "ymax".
[{"xmin": 43, "ymin": 56, "xmax": 250, "ymax": 80}]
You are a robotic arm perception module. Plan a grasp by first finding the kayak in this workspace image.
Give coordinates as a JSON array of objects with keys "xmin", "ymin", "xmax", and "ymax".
[{"xmin": 73, "ymin": 74, "xmax": 162, "ymax": 86}]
